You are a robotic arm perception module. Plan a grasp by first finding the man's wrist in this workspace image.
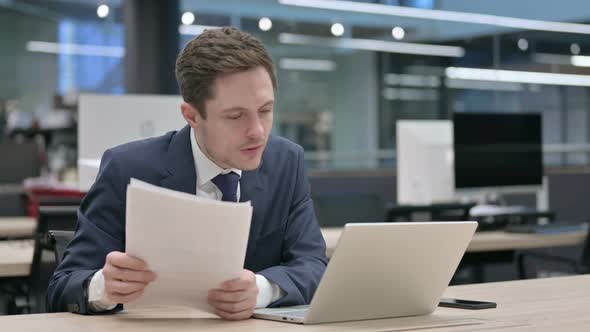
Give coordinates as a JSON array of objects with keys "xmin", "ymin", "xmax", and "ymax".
[
  {"xmin": 87, "ymin": 269, "xmax": 117, "ymax": 311},
  {"xmin": 255, "ymin": 274, "xmax": 285, "ymax": 308}
]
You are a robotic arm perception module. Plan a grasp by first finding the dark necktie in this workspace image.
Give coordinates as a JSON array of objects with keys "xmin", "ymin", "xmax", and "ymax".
[{"xmin": 211, "ymin": 172, "xmax": 240, "ymax": 202}]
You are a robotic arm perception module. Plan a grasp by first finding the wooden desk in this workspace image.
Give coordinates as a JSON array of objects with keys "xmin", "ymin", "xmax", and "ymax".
[
  {"xmin": 466, "ymin": 229, "xmax": 587, "ymax": 252},
  {"xmin": 0, "ymin": 218, "xmax": 36, "ymax": 277},
  {"xmin": 0, "ymin": 240, "xmax": 33, "ymax": 277},
  {"xmin": 321, "ymin": 227, "xmax": 588, "ymax": 257},
  {"xmin": 1, "ymin": 275, "xmax": 588, "ymax": 331},
  {"xmin": 0, "ymin": 217, "xmax": 36, "ymax": 238}
]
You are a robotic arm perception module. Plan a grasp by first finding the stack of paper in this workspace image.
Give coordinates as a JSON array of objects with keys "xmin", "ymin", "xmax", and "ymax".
[{"xmin": 124, "ymin": 178, "xmax": 252, "ymax": 313}]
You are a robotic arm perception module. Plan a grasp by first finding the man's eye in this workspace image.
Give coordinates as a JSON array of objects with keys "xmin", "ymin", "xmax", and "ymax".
[
  {"xmin": 228, "ymin": 113, "xmax": 242, "ymax": 119},
  {"xmin": 260, "ymin": 109, "xmax": 272, "ymax": 114}
]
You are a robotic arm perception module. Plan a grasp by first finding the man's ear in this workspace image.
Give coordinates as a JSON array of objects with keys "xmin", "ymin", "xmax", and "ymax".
[{"xmin": 180, "ymin": 101, "xmax": 204, "ymax": 128}]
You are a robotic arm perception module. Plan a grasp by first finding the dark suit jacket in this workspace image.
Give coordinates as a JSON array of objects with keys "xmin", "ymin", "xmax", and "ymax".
[{"xmin": 47, "ymin": 125, "xmax": 328, "ymax": 314}]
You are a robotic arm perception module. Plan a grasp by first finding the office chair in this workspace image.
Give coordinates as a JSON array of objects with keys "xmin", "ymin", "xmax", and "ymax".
[
  {"xmin": 26, "ymin": 205, "xmax": 78, "ymax": 313},
  {"xmin": 517, "ymin": 227, "xmax": 590, "ymax": 279},
  {"xmin": 4, "ymin": 205, "xmax": 79, "ymax": 314},
  {"xmin": 48, "ymin": 230, "xmax": 75, "ymax": 265}
]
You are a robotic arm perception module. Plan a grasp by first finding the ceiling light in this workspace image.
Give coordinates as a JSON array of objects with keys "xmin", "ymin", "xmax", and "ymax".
[
  {"xmin": 279, "ymin": 0, "xmax": 590, "ymax": 35},
  {"xmin": 181, "ymin": 12, "xmax": 195, "ymax": 25},
  {"xmin": 571, "ymin": 43, "xmax": 581, "ymax": 55},
  {"xmin": 446, "ymin": 78, "xmax": 524, "ymax": 92},
  {"xmin": 279, "ymin": 33, "xmax": 464, "ymax": 57},
  {"xmin": 384, "ymin": 74, "xmax": 440, "ymax": 87},
  {"xmin": 331, "ymin": 23, "xmax": 344, "ymax": 37},
  {"xmin": 392, "ymin": 26, "xmax": 405, "ymax": 40},
  {"xmin": 517, "ymin": 38, "xmax": 529, "ymax": 51},
  {"xmin": 571, "ymin": 55, "xmax": 590, "ymax": 67},
  {"xmin": 96, "ymin": 4, "xmax": 109, "ymax": 18},
  {"xmin": 446, "ymin": 67, "xmax": 590, "ymax": 87},
  {"xmin": 26, "ymin": 41, "xmax": 124, "ymax": 57},
  {"xmin": 178, "ymin": 24, "xmax": 219, "ymax": 36},
  {"xmin": 259, "ymin": 17, "xmax": 273, "ymax": 31},
  {"xmin": 279, "ymin": 58, "xmax": 336, "ymax": 71}
]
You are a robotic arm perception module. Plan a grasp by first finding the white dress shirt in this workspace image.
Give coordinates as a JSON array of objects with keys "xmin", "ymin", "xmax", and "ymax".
[{"xmin": 87, "ymin": 128, "xmax": 285, "ymax": 311}]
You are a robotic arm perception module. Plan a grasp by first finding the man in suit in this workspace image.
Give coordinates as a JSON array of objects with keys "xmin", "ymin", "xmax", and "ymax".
[{"xmin": 47, "ymin": 27, "xmax": 328, "ymax": 320}]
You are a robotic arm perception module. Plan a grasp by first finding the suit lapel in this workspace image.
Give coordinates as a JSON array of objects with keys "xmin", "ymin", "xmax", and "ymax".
[{"xmin": 160, "ymin": 125, "xmax": 197, "ymax": 195}]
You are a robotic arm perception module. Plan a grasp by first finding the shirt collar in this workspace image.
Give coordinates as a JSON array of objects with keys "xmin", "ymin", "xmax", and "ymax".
[{"xmin": 190, "ymin": 127, "xmax": 242, "ymax": 187}]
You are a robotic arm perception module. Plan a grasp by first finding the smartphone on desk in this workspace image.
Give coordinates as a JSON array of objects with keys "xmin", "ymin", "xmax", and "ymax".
[{"xmin": 439, "ymin": 298, "xmax": 497, "ymax": 310}]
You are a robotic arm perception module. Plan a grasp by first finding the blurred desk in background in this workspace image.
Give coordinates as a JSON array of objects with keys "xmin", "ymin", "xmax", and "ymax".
[
  {"xmin": 321, "ymin": 226, "xmax": 587, "ymax": 257},
  {"xmin": 0, "ymin": 240, "xmax": 33, "ymax": 277},
  {"xmin": 0, "ymin": 217, "xmax": 35, "ymax": 239}
]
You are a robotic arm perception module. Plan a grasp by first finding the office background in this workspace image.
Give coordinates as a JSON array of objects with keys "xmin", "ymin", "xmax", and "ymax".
[
  {"xmin": 3, "ymin": 0, "xmax": 590, "ymax": 169},
  {"xmin": 1, "ymin": 0, "xmax": 590, "ymax": 315}
]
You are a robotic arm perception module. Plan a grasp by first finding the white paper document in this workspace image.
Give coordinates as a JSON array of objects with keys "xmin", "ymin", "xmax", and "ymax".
[{"xmin": 124, "ymin": 178, "xmax": 253, "ymax": 313}]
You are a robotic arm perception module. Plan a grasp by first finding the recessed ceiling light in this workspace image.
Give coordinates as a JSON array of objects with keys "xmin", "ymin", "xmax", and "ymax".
[
  {"xmin": 259, "ymin": 17, "xmax": 273, "ymax": 31},
  {"xmin": 181, "ymin": 12, "xmax": 195, "ymax": 25},
  {"xmin": 392, "ymin": 26, "xmax": 405, "ymax": 40},
  {"xmin": 97, "ymin": 4, "xmax": 109, "ymax": 18},
  {"xmin": 517, "ymin": 38, "xmax": 529, "ymax": 51},
  {"xmin": 331, "ymin": 23, "xmax": 344, "ymax": 37},
  {"xmin": 571, "ymin": 43, "xmax": 581, "ymax": 55}
]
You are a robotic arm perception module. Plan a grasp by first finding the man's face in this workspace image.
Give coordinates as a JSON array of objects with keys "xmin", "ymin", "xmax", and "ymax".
[{"xmin": 183, "ymin": 66, "xmax": 274, "ymax": 170}]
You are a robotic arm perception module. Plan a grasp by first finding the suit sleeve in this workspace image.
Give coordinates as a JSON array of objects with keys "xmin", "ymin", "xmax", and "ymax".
[
  {"xmin": 47, "ymin": 149, "xmax": 126, "ymax": 314},
  {"xmin": 257, "ymin": 147, "xmax": 328, "ymax": 306}
]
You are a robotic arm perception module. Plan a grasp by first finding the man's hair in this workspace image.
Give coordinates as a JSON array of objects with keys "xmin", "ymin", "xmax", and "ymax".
[{"xmin": 175, "ymin": 27, "xmax": 277, "ymax": 119}]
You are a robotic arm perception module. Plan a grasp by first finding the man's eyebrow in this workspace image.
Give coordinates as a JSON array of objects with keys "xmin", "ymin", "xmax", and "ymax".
[
  {"xmin": 221, "ymin": 106, "xmax": 249, "ymax": 113},
  {"xmin": 259, "ymin": 100, "xmax": 274, "ymax": 109},
  {"xmin": 221, "ymin": 100, "xmax": 274, "ymax": 113}
]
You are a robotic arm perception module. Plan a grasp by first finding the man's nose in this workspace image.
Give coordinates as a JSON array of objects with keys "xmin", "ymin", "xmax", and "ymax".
[{"xmin": 246, "ymin": 116, "xmax": 264, "ymax": 138}]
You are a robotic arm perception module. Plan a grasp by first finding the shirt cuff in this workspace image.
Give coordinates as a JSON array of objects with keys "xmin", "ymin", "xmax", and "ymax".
[
  {"xmin": 255, "ymin": 274, "xmax": 286, "ymax": 308},
  {"xmin": 87, "ymin": 269, "xmax": 117, "ymax": 312}
]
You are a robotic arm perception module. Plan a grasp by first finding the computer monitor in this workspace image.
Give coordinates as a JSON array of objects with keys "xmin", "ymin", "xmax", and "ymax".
[
  {"xmin": 78, "ymin": 93, "xmax": 185, "ymax": 191},
  {"xmin": 396, "ymin": 120, "xmax": 455, "ymax": 205},
  {"xmin": 453, "ymin": 112, "xmax": 543, "ymax": 192}
]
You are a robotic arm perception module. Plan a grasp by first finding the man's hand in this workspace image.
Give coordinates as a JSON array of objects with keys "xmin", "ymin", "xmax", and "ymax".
[
  {"xmin": 208, "ymin": 269, "xmax": 259, "ymax": 320},
  {"xmin": 102, "ymin": 251, "xmax": 157, "ymax": 304}
]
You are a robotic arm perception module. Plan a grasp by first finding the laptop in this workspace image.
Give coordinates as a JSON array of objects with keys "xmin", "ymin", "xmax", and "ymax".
[{"xmin": 253, "ymin": 221, "xmax": 477, "ymax": 324}]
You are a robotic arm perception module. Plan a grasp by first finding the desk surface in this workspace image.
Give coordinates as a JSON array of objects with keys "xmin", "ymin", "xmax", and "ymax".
[
  {"xmin": 0, "ymin": 240, "xmax": 33, "ymax": 277},
  {"xmin": 0, "ymin": 217, "xmax": 36, "ymax": 277},
  {"xmin": 321, "ymin": 227, "xmax": 588, "ymax": 257},
  {"xmin": 0, "ymin": 218, "xmax": 36, "ymax": 278},
  {"xmin": 1, "ymin": 275, "xmax": 588, "ymax": 331},
  {"xmin": 0, "ymin": 217, "xmax": 36, "ymax": 238}
]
